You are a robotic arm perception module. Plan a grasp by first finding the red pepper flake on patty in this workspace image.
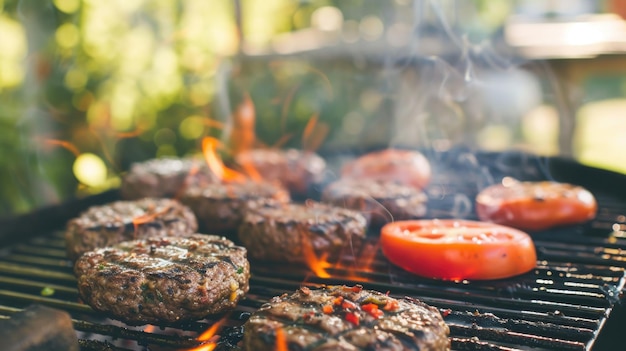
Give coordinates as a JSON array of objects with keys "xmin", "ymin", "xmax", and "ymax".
[
  {"xmin": 361, "ymin": 303, "xmax": 384, "ymax": 319},
  {"xmin": 345, "ymin": 311, "xmax": 360, "ymax": 326},
  {"xmin": 383, "ymin": 299, "xmax": 399, "ymax": 312}
]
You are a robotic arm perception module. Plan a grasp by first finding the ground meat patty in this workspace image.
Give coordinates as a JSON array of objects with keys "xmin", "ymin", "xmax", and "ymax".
[
  {"xmin": 181, "ymin": 180, "xmax": 290, "ymax": 235},
  {"xmin": 235, "ymin": 148, "xmax": 326, "ymax": 197},
  {"xmin": 74, "ymin": 234, "xmax": 250, "ymax": 325},
  {"xmin": 322, "ymin": 179, "xmax": 427, "ymax": 227},
  {"xmin": 65, "ymin": 198, "xmax": 197, "ymax": 260},
  {"xmin": 238, "ymin": 201, "xmax": 367, "ymax": 262},
  {"xmin": 121, "ymin": 157, "xmax": 215, "ymax": 200},
  {"xmin": 243, "ymin": 285, "xmax": 450, "ymax": 351}
]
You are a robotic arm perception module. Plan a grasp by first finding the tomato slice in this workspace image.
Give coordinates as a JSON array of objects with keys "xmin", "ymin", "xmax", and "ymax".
[
  {"xmin": 476, "ymin": 180, "xmax": 597, "ymax": 231},
  {"xmin": 380, "ymin": 219, "xmax": 537, "ymax": 280}
]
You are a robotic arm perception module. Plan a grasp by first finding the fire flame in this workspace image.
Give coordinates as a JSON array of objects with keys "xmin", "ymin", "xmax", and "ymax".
[
  {"xmin": 274, "ymin": 327, "xmax": 288, "ymax": 351},
  {"xmin": 229, "ymin": 93, "xmax": 256, "ymax": 156},
  {"xmin": 301, "ymin": 113, "xmax": 329, "ymax": 152},
  {"xmin": 183, "ymin": 315, "xmax": 229, "ymax": 351},
  {"xmin": 302, "ymin": 233, "xmax": 378, "ymax": 282},
  {"xmin": 334, "ymin": 241, "xmax": 379, "ymax": 282},
  {"xmin": 41, "ymin": 138, "xmax": 81, "ymax": 157},
  {"xmin": 132, "ymin": 206, "xmax": 172, "ymax": 235},
  {"xmin": 173, "ymin": 159, "xmax": 202, "ymax": 200},
  {"xmin": 201, "ymin": 136, "xmax": 247, "ymax": 183},
  {"xmin": 115, "ymin": 125, "xmax": 145, "ymax": 139},
  {"xmin": 301, "ymin": 230, "xmax": 331, "ymax": 279}
]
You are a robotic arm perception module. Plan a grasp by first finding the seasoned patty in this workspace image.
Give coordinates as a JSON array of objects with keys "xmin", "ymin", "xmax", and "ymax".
[
  {"xmin": 243, "ymin": 285, "xmax": 450, "ymax": 351},
  {"xmin": 235, "ymin": 148, "xmax": 326, "ymax": 197},
  {"xmin": 238, "ymin": 201, "xmax": 367, "ymax": 262},
  {"xmin": 181, "ymin": 180, "xmax": 290, "ymax": 235},
  {"xmin": 322, "ymin": 179, "xmax": 428, "ymax": 227},
  {"xmin": 74, "ymin": 234, "xmax": 250, "ymax": 325},
  {"xmin": 121, "ymin": 157, "xmax": 215, "ymax": 200},
  {"xmin": 65, "ymin": 198, "xmax": 197, "ymax": 260}
]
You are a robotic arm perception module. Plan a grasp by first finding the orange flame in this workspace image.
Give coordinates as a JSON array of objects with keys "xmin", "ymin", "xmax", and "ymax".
[
  {"xmin": 202, "ymin": 118, "xmax": 225, "ymax": 130},
  {"xmin": 302, "ymin": 235, "xmax": 378, "ymax": 282},
  {"xmin": 229, "ymin": 93, "xmax": 256, "ymax": 156},
  {"xmin": 333, "ymin": 241, "xmax": 379, "ymax": 282},
  {"xmin": 271, "ymin": 133, "xmax": 294, "ymax": 149},
  {"xmin": 132, "ymin": 206, "xmax": 172, "ymax": 235},
  {"xmin": 301, "ymin": 114, "xmax": 329, "ymax": 152},
  {"xmin": 355, "ymin": 241, "xmax": 379, "ymax": 273},
  {"xmin": 301, "ymin": 231, "xmax": 331, "ymax": 278},
  {"xmin": 143, "ymin": 324, "xmax": 155, "ymax": 333},
  {"xmin": 301, "ymin": 113, "xmax": 319, "ymax": 145},
  {"xmin": 183, "ymin": 315, "xmax": 229, "ymax": 351},
  {"xmin": 202, "ymin": 137, "xmax": 246, "ymax": 183},
  {"xmin": 173, "ymin": 159, "xmax": 202, "ymax": 200},
  {"xmin": 40, "ymin": 138, "xmax": 81, "ymax": 157},
  {"xmin": 275, "ymin": 327, "xmax": 288, "ymax": 351},
  {"xmin": 115, "ymin": 125, "xmax": 145, "ymax": 138}
]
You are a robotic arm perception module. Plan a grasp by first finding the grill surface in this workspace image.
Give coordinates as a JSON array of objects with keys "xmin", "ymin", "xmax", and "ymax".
[{"xmin": 1, "ymin": 149, "xmax": 626, "ymax": 351}]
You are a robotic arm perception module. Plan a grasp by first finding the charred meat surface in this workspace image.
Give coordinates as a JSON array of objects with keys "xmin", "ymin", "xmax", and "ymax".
[
  {"xmin": 121, "ymin": 157, "xmax": 215, "ymax": 200},
  {"xmin": 238, "ymin": 201, "xmax": 367, "ymax": 262},
  {"xmin": 65, "ymin": 198, "xmax": 197, "ymax": 260},
  {"xmin": 235, "ymin": 148, "xmax": 327, "ymax": 197},
  {"xmin": 243, "ymin": 285, "xmax": 450, "ymax": 351},
  {"xmin": 181, "ymin": 180, "xmax": 290, "ymax": 235},
  {"xmin": 322, "ymin": 179, "xmax": 427, "ymax": 227},
  {"xmin": 341, "ymin": 149, "xmax": 432, "ymax": 190},
  {"xmin": 74, "ymin": 234, "xmax": 250, "ymax": 325}
]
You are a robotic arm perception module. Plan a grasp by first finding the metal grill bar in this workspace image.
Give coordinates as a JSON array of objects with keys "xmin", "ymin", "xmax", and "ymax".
[
  {"xmin": 1, "ymin": 152, "xmax": 626, "ymax": 350},
  {"xmin": 0, "ymin": 229, "xmax": 624, "ymax": 351}
]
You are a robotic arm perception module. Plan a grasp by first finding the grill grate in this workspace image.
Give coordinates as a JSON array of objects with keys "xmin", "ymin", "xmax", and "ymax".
[
  {"xmin": 1, "ymin": 150, "xmax": 626, "ymax": 350},
  {"xmin": 0, "ymin": 226, "xmax": 624, "ymax": 350}
]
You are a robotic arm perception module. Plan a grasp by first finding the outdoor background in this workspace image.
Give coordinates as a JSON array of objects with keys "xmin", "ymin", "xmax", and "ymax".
[{"xmin": 2, "ymin": 0, "xmax": 626, "ymax": 215}]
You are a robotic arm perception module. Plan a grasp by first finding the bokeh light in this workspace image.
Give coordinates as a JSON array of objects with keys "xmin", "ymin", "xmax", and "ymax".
[
  {"xmin": 73, "ymin": 153, "xmax": 108, "ymax": 187},
  {"xmin": 53, "ymin": 0, "xmax": 81, "ymax": 14},
  {"xmin": 3, "ymin": 0, "xmax": 626, "ymax": 216},
  {"xmin": 180, "ymin": 116, "xmax": 206, "ymax": 140},
  {"xmin": 311, "ymin": 6, "xmax": 343, "ymax": 32},
  {"xmin": 55, "ymin": 23, "xmax": 80, "ymax": 49}
]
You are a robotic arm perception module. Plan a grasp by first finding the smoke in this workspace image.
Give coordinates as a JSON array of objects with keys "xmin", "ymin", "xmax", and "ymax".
[{"xmin": 389, "ymin": 0, "xmax": 543, "ymax": 153}]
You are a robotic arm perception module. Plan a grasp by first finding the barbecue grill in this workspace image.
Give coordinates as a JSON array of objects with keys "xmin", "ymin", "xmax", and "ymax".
[{"xmin": 1, "ymin": 149, "xmax": 625, "ymax": 351}]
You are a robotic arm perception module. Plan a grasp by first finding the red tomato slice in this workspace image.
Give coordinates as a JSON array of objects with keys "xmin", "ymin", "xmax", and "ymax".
[
  {"xmin": 341, "ymin": 149, "xmax": 431, "ymax": 189},
  {"xmin": 476, "ymin": 180, "xmax": 597, "ymax": 231},
  {"xmin": 380, "ymin": 219, "xmax": 537, "ymax": 280}
]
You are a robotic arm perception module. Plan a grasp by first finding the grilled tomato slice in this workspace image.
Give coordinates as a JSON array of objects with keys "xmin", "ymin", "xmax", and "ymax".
[
  {"xmin": 341, "ymin": 149, "xmax": 431, "ymax": 190},
  {"xmin": 380, "ymin": 219, "xmax": 537, "ymax": 280},
  {"xmin": 476, "ymin": 179, "xmax": 597, "ymax": 231}
]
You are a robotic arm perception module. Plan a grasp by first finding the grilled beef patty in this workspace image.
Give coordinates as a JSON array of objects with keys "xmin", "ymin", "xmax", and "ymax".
[
  {"xmin": 74, "ymin": 234, "xmax": 250, "ymax": 325},
  {"xmin": 121, "ymin": 157, "xmax": 215, "ymax": 200},
  {"xmin": 322, "ymin": 179, "xmax": 428, "ymax": 227},
  {"xmin": 238, "ymin": 201, "xmax": 367, "ymax": 262},
  {"xmin": 181, "ymin": 180, "xmax": 290, "ymax": 235},
  {"xmin": 235, "ymin": 148, "xmax": 326, "ymax": 197},
  {"xmin": 243, "ymin": 285, "xmax": 450, "ymax": 351},
  {"xmin": 65, "ymin": 198, "xmax": 197, "ymax": 260}
]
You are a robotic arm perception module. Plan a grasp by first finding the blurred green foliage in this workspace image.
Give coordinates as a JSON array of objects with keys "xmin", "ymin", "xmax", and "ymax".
[
  {"xmin": 0, "ymin": 0, "xmax": 401, "ymax": 215},
  {"xmin": 3, "ymin": 0, "xmax": 623, "ymax": 216}
]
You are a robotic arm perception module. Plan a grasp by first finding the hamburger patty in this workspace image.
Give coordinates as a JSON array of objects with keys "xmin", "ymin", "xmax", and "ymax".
[
  {"xmin": 322, "ymin": 179, "xmax": 428, "ymax": 227},
  {"xmin": 65, "ymin": 198, "xmax": 197, "ymax": 260},
  {"xmin": 121, "ymin": 157, "xmax": 215, "ymax": 200},
  {"xmin": 181, "ymin": 180, "xmax": 290, "ymax": 235},
  {"xmin": 74, "ymin": 234, "xmax": 250, "ymax": 325},
  {"xmin": 243, "ymin": 285, "xmax": 450, "ymax": 351},
  {"xmin": 238, "ymin": 201, "xmax": 367, "ymax": 262},
  {"xmin": 235, "ymin": 148, "xmax": 327, "ymax": 197}
]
